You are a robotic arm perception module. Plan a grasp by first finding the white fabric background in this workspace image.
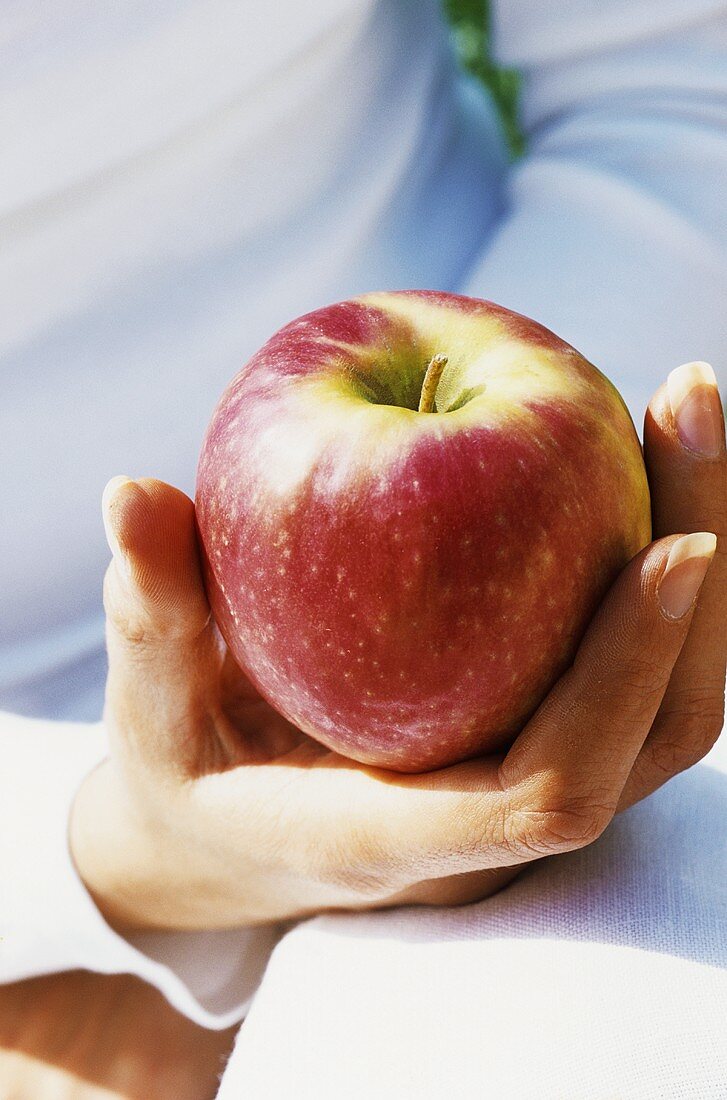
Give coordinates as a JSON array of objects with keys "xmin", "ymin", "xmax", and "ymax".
[{"xmin": 225, "ymin": 735, "xmax": 727, "ymax": 1098}]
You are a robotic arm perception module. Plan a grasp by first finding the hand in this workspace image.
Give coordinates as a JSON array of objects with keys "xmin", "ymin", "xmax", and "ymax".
[
  {"xmin": 0, "ymin": 970, "xmax": 237, "ymax": 1100},
  {"xmin": 70, "ymin": 362, "xmax": 725, "ymax": 927}
]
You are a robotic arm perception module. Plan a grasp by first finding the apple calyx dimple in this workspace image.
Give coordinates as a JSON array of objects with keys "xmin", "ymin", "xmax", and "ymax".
[{"xmin": 418, "ymin": 354, "xmax": 448, "ymax": 414}]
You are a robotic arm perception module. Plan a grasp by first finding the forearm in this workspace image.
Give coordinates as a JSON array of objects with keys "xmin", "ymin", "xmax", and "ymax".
[{"xmin": 0, "ymin": 969, "xmax": 237, "ymax": 1100}]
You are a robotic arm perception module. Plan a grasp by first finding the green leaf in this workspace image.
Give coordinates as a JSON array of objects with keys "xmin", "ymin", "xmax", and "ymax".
[{"xmin": 443, "ymin": 0, "xmax": 525, "ymax": 159}]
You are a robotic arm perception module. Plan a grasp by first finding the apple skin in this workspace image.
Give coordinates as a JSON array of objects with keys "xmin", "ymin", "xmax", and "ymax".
[{"xmin": 196, "ymin": 291, "xmax": 651, "ymax": 772}]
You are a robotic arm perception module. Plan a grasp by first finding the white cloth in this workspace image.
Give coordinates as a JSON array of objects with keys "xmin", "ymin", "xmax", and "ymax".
[
  {"xmin": 227, "ymin": 739, "xmax": 727, "ymax": 1099},
  {"xmin": 0, "ymin": 713, "xmax": 278, "ymax": 1026},
  {"xmin": 1, "ymin": 0, "xmax": 726, "ymax": 1093}
]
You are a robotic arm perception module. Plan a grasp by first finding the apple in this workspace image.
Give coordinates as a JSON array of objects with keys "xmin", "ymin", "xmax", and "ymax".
[{"xmin": 196, "ymin": 291, "xmax": 650, "ymax": 772}]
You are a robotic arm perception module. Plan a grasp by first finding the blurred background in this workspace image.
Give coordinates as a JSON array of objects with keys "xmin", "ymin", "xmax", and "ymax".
[
  {"xmin": 2, "ymin": 0, "xmax": 724, "ymax": 726},
  {"xmin": 445, "ymin": 0, "xmax": 522, "ymax": 158}
]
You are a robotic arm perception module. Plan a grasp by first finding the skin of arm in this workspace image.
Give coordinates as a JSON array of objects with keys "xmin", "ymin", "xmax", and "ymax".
[{"xmin": 0, "ymin": 970, "xmax": 237, "ymax": 1100}]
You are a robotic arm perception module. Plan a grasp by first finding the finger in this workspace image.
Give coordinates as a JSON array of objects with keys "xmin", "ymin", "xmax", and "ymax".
[
  {"xmin": 619, "ymin": 364, "xmax": 726, "ymax": 809},
  {"xmin": 384, "ymin": 865, "xmax": 523, "ymax": 909},
  {"xmin": 328, "ymin": 533, "xmax": 716, "ymax": 888},
  {"xmin": 102, "ymin": 476, "xmax": 220, "ymax": 775},
  {"xmin": 487, "ymin": 533, "xmax": 716, "ymax": 862}
]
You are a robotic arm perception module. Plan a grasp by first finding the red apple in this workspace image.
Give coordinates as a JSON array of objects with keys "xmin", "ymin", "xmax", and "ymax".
[{"xmin": 196, "ymin": 291, "xmax": 650, "ymax": 772}]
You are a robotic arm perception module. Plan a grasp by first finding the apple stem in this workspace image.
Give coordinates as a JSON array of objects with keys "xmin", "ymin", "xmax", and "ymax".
[{"xmin": 418, "ymin": 355, "xmax": 448, "ymax": 414}]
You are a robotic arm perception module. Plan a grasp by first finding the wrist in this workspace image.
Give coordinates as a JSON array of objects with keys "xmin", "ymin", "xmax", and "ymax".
[
  {"xmin": 71, "ymin": 761, "xmax": 267, "ymax": 931},
  {"xmin": 70, "ymin": 760, "xmax": 174, "ymax": 932}
]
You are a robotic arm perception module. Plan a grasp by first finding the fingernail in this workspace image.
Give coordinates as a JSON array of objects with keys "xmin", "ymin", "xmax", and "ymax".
[
  {"xmin": 102, "ymin": 476, "xmax": 133, "ymax": 578},
  {"xmin": 658, "ymin": 532, "xmax": 717, "ymax": 620},
  {"xmin": 667, "ymin": 362, "xmax": 724, "ymax": 457}
]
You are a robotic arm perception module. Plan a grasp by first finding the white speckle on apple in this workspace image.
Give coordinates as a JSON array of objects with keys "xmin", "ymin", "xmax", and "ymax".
[
  {"xmin": 310, "ymin": 564, "xmax": 318, "ymax": 574},
  {"xmin": 412, "ymin": 479, "xmax": 420, "ymax": 490},
  {"xmin": 277, "ymin": 566, "xmax": 286, "ymax": 576}
]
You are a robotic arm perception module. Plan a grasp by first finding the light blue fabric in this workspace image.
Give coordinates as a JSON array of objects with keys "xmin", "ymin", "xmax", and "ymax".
[{"xmin": 0, "ymin": 0, "xmax": 509, "ymax": 721}]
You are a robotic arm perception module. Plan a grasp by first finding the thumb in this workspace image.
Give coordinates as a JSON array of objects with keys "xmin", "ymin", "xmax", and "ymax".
[{"xmin": 102, "ymin": 476, "xmax": 220, "ymax": 775}]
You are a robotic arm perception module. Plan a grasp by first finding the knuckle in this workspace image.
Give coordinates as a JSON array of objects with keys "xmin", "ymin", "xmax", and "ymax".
[
  {"xmin": 649, "ymin": 700, "xmax": 725, "ymax": 776},
  {"xmin": 506, "ymin": 795, "xmax": 614, "ymax": 857},
  {"xmin": 102, "ymin": 567, "xmax": 145, "ymax": 642},
  {"xmin": 443, "ymin": 789, "xmax": 514, "ymax": 868},
  {"xmin": 302, "ymin": 826, "xmax": 395, "ymax": 902},
  {"xmin": 103, "ymin": 564, "xmax": 154, "ymax": 648},
  {"xmin": 615, "ymin": 657, "xmax": 672, "ymax": 706}
]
